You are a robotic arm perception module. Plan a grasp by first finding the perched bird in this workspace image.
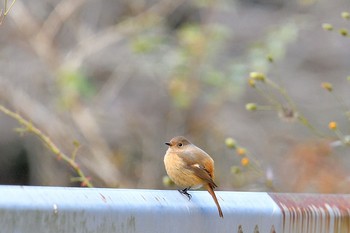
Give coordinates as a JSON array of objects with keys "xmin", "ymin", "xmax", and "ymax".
[{"xmin": 164, "ymin": 136, "xmax": 223, "ymax": 218}]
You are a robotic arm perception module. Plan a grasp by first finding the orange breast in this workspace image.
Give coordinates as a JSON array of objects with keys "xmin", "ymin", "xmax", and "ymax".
[{"xmin": 164, "ymin": 151, "xmax": 205, "ymax": 188}]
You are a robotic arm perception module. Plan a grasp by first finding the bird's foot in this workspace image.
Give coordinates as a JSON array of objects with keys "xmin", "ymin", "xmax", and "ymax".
[{"xmin": 178, "ymin": 188, "xmax": 192, "ymax": 200}]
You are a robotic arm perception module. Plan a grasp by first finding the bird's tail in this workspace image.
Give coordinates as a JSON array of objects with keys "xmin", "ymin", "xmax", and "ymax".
[{"xmin": 206, "ymin": 184, "xmax": 223, "ymax": 218}]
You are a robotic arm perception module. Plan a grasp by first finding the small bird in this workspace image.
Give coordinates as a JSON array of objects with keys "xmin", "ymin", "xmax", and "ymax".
[{"xmin": 164, "ymin": 136, "xmax": 223, "ymax": 218}]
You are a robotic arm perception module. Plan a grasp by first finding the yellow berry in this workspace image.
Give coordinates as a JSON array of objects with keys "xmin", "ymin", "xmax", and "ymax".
[
  {"xmin": 230, "ymin": 166, "xmax": 241, "ymax": 174},
  {"xmin": 328, "ymin": 121, "xmax": 337, "ymax": 130},
  {"xmin": 162, "ymin": 176, "xmax": 174, "ymax": 186},
  {"xmin": 241, "ymin": 157, "xmax": 249, "ymax": 166},
  {"xmin": 236, "ymin": 147, "xmax": 247, "ymax": 156},
  {"xmin": 249, "ymin": 72, "xmax": 266, "ymax": 81},
  {"xmin": 321, "ymin": 82, "xmax": 333, "ymax": 92},
  {"xmin": 246, "ymin": 103, "xmax": 257, "ymax": 111},
  {"xmin": 339, "ymin": 28, "xmax": 348, "ymax": 36},
  {"xmin": 266, "ymin": 54, "xmax": 274, "ymax": 63},
  {"xmin": 322, "ymin": 23, "xmax": 333, "ymax": 31},
  {"xmin": 248, "ymin": 78, "xmax": 256, "ymax": 88},
  {"xmin": 225, "ymin": 137, "xmax": 237, "ymax": 149},
  {"xmin": 341, "ymin": 12, "xmax": 350, "ymax": 20}
]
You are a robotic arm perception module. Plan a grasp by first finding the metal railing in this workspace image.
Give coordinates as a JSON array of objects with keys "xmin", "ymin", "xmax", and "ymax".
[{"xmin": 0, "ymin": 185, "xmax": 349, "ymax": 233}]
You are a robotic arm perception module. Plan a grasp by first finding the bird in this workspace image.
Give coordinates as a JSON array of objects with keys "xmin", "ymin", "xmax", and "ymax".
[{"xmin": 164, "ymin": 136, "xmax": 223, "ymax": 218}]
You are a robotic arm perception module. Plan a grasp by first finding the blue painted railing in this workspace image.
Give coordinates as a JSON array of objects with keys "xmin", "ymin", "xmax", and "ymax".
[{"xmin": 0, "ymin": 186, "xmax": 349, "ymax": 233}]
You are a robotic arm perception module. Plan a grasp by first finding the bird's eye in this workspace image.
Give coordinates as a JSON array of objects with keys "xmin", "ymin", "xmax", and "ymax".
[{"xmin": 178, "ymin": 143, "xmax": 183, "ymax": 147}]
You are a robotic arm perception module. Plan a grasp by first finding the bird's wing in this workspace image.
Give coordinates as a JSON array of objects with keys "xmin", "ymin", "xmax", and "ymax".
[
  {"xmin": 190, "ymin": 164, "xmax": 217, "ymax": 188},
  {"xmin": 177, "ymin": 149, "xmax": 217, "ymax": 188}
]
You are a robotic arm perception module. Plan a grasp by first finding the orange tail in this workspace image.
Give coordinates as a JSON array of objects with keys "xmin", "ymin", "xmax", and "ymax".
[{"xmin": 206, "ymin": 184, "xmax": 223, "ymax": 218}]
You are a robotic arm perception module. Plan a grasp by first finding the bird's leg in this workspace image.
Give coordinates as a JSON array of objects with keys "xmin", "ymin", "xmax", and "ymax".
[{"xmin": 178, "ymin": 187, "xmax": 192, "ymax": 200}]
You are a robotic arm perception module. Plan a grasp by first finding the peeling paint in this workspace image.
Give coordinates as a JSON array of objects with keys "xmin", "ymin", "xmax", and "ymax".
[{"xmin": 269, "ymin": 193, "xmax": 350, "ymax": 233}]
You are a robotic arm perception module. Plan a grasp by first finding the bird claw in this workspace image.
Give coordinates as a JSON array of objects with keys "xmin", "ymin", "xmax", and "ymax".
[{"xmin": 178, "ymin": 188, "xmax": 192, "ymax": 200}]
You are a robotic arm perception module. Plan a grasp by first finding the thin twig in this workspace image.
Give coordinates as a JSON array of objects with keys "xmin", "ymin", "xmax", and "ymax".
[
  {"xmin": 4, "ymin": 0, "xmax": 16, "ymax": 15},
  {"xmin": 265, "ymin": 78, "xmax": 325, "ymax": 137},
  {"xmin": 0, "ymin": 104, "xmax": 93, "ymax": 187},
  {"xmin": 1, "ymin": 0, "xmax": 16, "ymax": 25}
]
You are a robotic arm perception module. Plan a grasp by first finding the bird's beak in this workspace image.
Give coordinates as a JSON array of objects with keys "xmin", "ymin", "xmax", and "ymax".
[{"xmin": 165, "ymin": 142, "xmax": 171, "ymax": 146}]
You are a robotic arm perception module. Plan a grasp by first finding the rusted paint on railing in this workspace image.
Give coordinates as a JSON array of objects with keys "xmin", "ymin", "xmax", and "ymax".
[{"xmin": 269, "ymin": 193, "xmax": 350, "ymax": 233}]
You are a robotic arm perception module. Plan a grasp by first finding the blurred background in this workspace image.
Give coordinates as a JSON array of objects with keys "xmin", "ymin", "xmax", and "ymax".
[{"xmin": 0, "ymin": 0, "xmax": 349, "ymax": 193}]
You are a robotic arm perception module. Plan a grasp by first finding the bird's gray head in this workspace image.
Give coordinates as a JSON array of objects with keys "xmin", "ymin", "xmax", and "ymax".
[{"xmin": 165, "ymin": 136, "xmax": 192, "ymax": 149}]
